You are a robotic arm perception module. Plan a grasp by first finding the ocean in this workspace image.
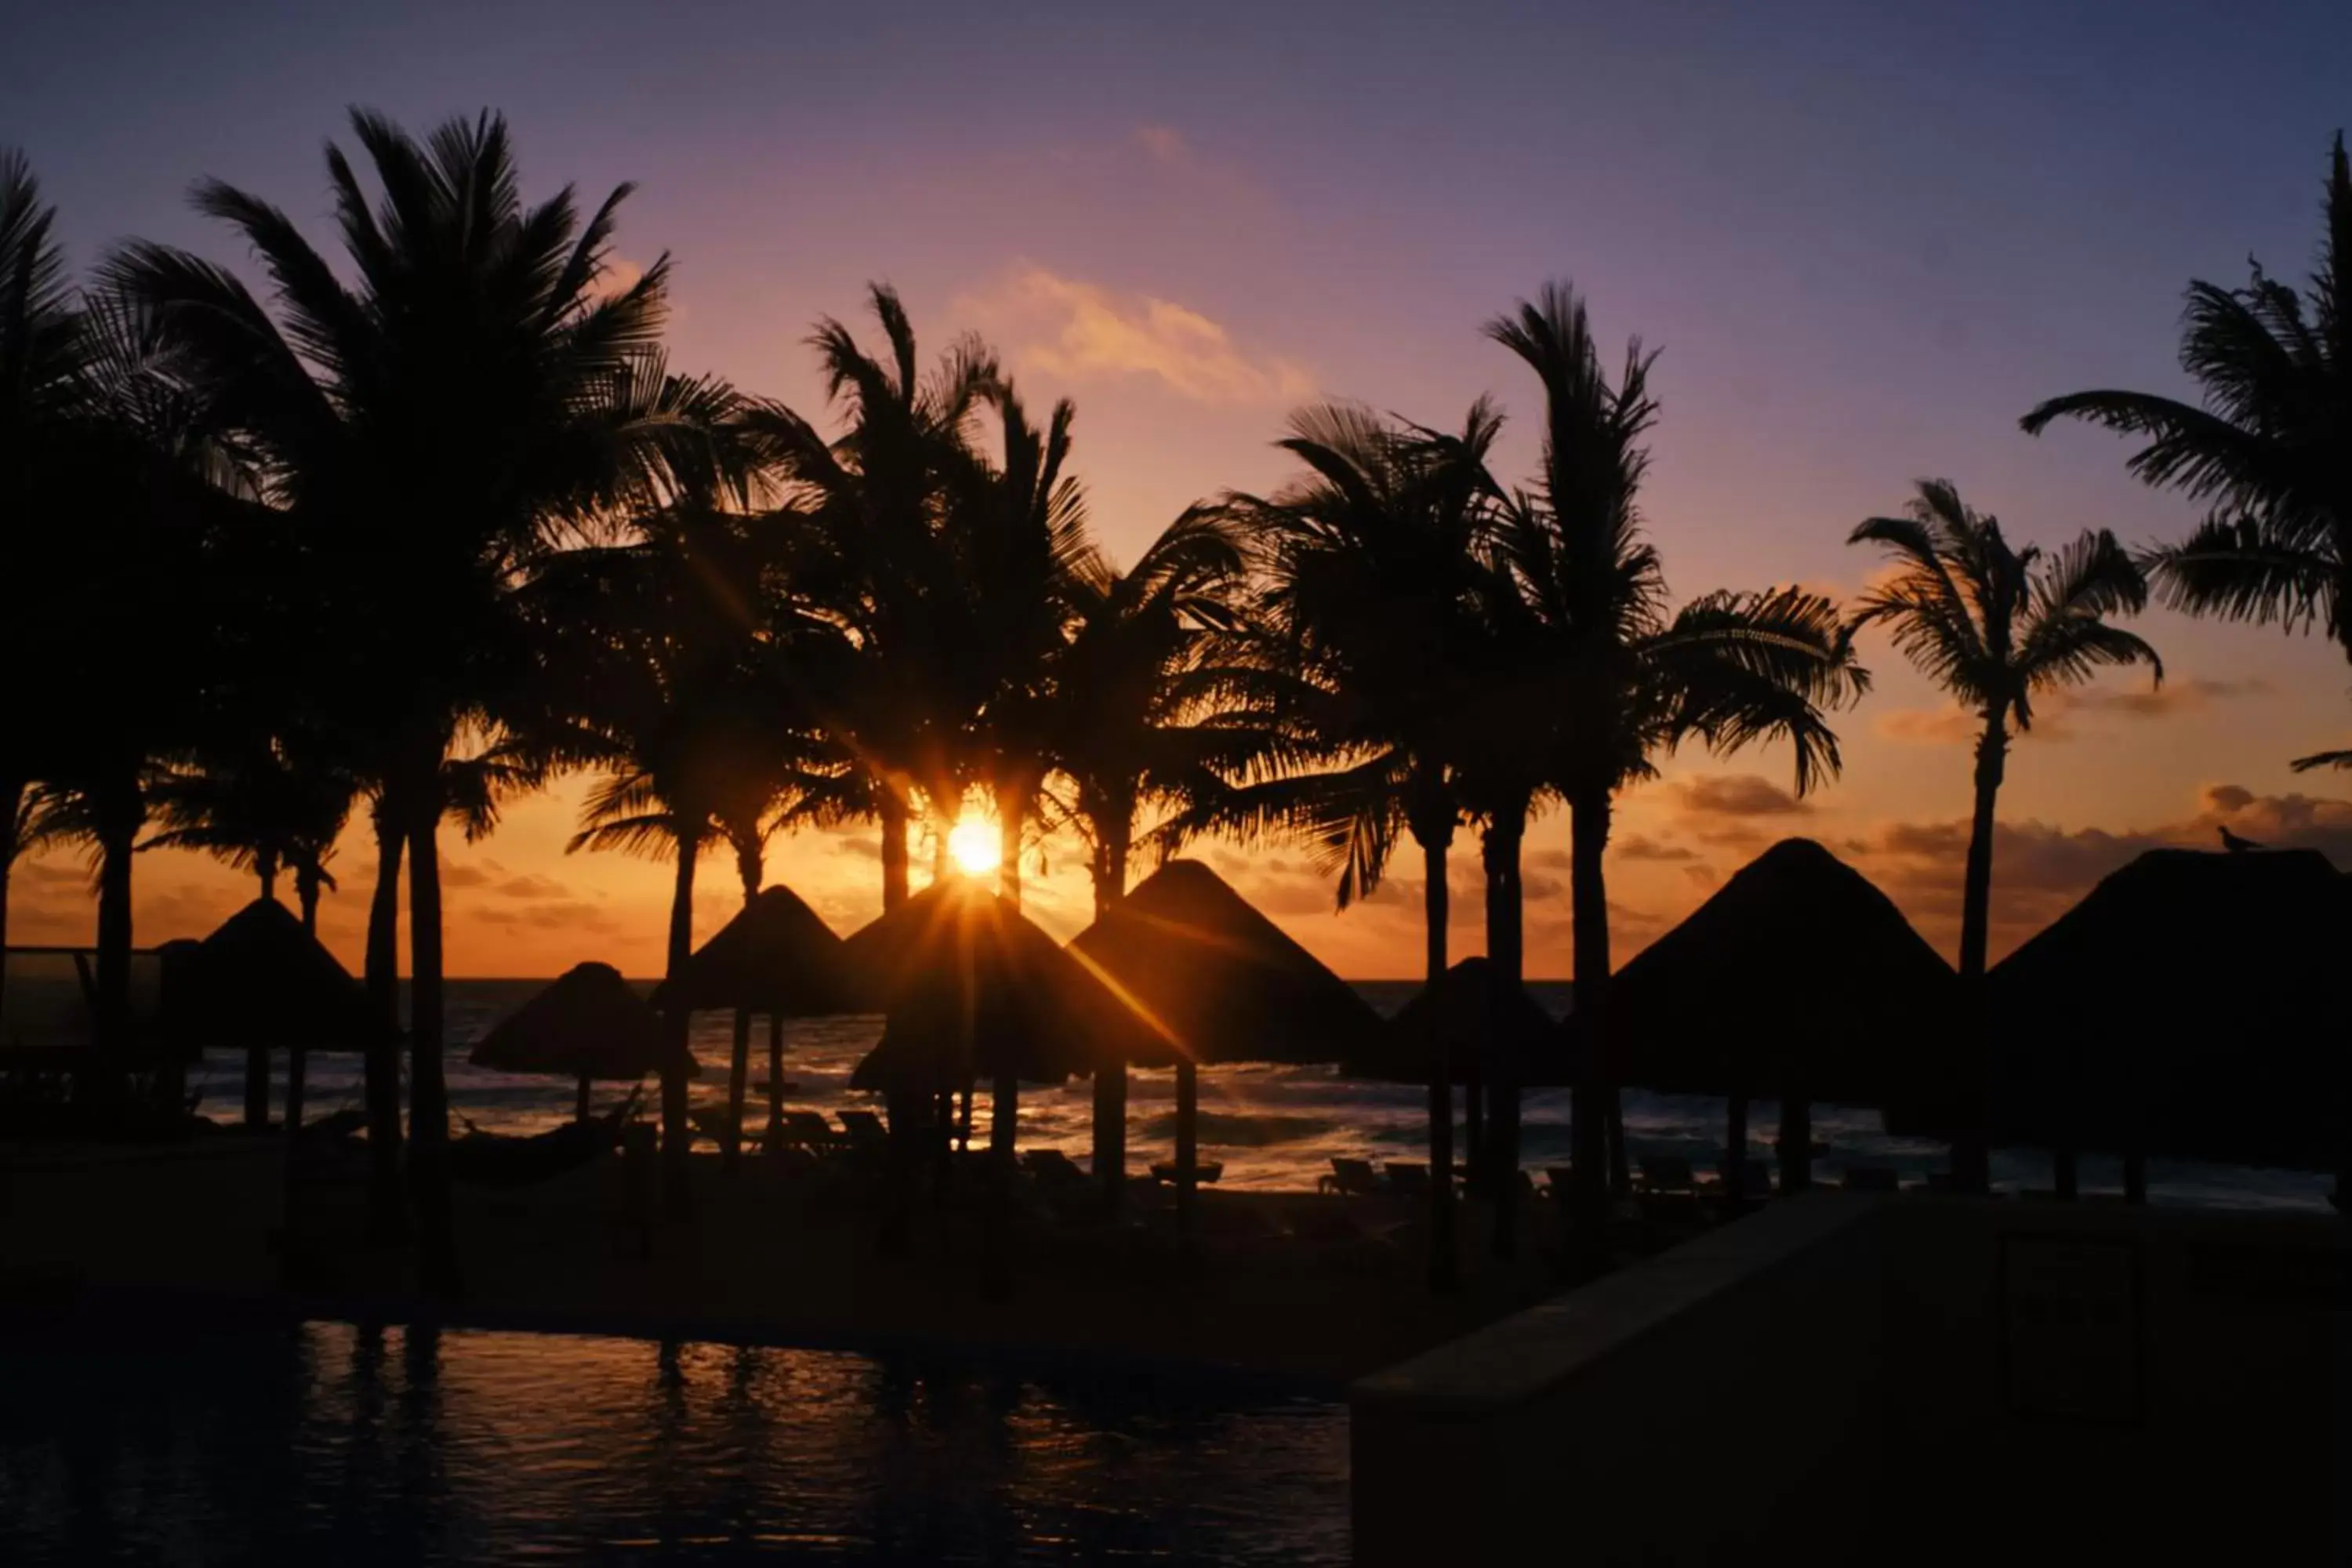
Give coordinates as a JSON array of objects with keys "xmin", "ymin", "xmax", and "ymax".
[{"xmin": 179, "ymin": 978, "xmax": 2336, "ymax": 1214}]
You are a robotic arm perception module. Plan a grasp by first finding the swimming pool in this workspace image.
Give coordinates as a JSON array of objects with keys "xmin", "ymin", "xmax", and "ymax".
[{"xmin": 0, "ymin": 1319, "xmax": 1349, "ymax": 1564}]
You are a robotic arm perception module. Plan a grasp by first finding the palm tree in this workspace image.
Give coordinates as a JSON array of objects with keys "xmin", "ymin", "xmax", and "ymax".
[
  {"xmin": 113, "ymin": 110, "xmax": 723, "ymax": 1287},
  {"xmin": 2023, "ymin": 134, "xmax": 2350, "ymax": 768},
  {"xmin": 751, "ymin": 287, "xmax": 1001, "ymax": 911},
  {"xmin": 1849, "ymin": 479, "xmax": 2159, "ymax": 1192},
  {"xmin": 1219, "ymin": 400, "xmax": 1505, "ymax": 1291},
  {"xmin": 1487, "ymin": 282, "xmax": 1865, "ymax": 1243},
  {"xmin": 143, "ymin": 739, "xmax": 353, "ymax": 1122},
  {"xmin": 0, "ymin": 150, "xmax": 83, "ymax": 1018},
  {"xmin": 1044, "ymin": 506, "xmax": 1263, "ymax": 1203}
]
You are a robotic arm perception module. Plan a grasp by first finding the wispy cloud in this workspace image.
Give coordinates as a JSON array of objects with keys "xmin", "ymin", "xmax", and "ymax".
[
  {"xmin": 961, "ymin": 266, "xmax": 1313, "ymax": 406},
  {"xmin": 1134, "ymin": 125, "xmax": 1189, "ymax": 165}
]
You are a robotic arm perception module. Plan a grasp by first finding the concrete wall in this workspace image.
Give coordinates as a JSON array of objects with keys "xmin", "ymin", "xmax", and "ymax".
[{"xmin": 1350, "ymin": 1197, "xmax": 2346, "ymax": 1566}]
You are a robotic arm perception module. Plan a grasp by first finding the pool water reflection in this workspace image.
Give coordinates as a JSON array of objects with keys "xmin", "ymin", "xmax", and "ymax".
[{"xmin": 0, "ymin": 1321, "xmax": 1349, "ymax": 1564}]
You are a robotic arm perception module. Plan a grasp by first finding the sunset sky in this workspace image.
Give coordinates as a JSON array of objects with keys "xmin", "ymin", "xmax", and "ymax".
[{"xmin": 9, "ymin": 1, "xmax": 2351, "ymax": 976}]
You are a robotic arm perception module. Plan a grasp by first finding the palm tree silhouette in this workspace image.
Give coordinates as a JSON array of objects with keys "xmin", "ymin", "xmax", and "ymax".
[
  {"xmin": 1487, "ymin": 282, "xmax": 1864, "ymax": 1243},
  {"xmin": 0, "ymin": 149, "xmax": 82, "ymax": 1025},
  {"xmin": 143, "ymin": 738, "xmax": 353, "ymax": 1123},
  {"xmin": 535, "ymin": 497, "xmax": 801, "ymax": 1207},
  {"xmin": 111, "ymin": 109, "xmax": 727, "ymax": 1287},
  {"xmin": 1849, "ymin": 479, "xmax": 2159, "ymax": 1191},
  {"xmin": 1044, "ymin": 505, "xmax": 1262, "ymax": 1203},
  {"xmin": 2023, "ymin": 133, "xmax": 2349, "ymax": 772},
  {"xmin": 751, "ymin": 286, "xmax": 1000, "ymax": 909},
  {"xmin": 1220, "ymin": 400, "xmax": 1504, "ymax": 1291}
]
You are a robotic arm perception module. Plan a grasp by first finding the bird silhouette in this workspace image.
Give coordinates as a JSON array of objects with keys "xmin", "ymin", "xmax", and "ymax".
[{"xmin": 2218, "ymin": 826, "xmax": 2266, "ymax": 853}]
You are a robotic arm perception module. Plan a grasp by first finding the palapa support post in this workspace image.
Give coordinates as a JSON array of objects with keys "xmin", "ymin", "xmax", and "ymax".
[
  {"xmin": 245, "ymin": 1043, "xmax": 270, "ymax": 1129},
  {"xmin": 1725, "ymin": 1090, "xmax": 1750, "ymax": 1205},
  {"xmin": 285, "ymin": 1046, "xmax": 307, "ymax": 1138},
  {"xmin": 1175, "ymin": 1058, "xmax": 1199, "ymax": 1250},
  {"xmin": 766, "ymin": 1014, "xmax": 786, "ymax": 1145},
  {"xmin": 575, "ymin": 1073, "xmax": 593, "ymax": 1124},
  {"xmin": 724, "ymin": 1007, "xmax": 752, "ymax": 1174}
]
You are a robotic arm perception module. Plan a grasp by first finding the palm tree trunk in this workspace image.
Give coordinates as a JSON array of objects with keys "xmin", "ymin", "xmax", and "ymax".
[
  {"xmin": 661, "ymin": 826, "xmax": 699, "ymax": 1218},
  {"xmin": 92, "ymin": 771, "xmax": 141, "ymax": 1073},
  {"xmin": 723, "ymin": 855, "xmax": 759, "ymax": 1177},
  {"xmin": 1568, "ymin": 783, "xmax": 1614, "ymax": 1249},
  {"xmin": 878, "ymin": 786, "xmax": 910, "ymax": 911},
  {"xmin": 1090, "ymin": 810, "xmax": 1133, "ymax": 1215},
  {"xmin": 364, "ymin": 801, "xmax": 406, "ymax": 1243},
  {"xmin": 1955, "ymin": 712, "xmax": 2008, "ymax": 1196},
  {"xmin": 991, "ymin": 783, "xmax": 1022, "ymax": 1178},
  {"xmin": 0, "ymin": 774, "xmax": 23, "ymax": 1025},
  {"xmin": 1779, "ymin": 1091, "xmax": 1812, "ymax": 1195},
  {"xmin": 1483, "ymin": 804, "xmax": 1526, "ymax": 1258},
  {"xmin": 406, "ymin": 793, "xmax": 458, "ymax": 1296},
  {"xmin": 1420, "ymin": 818, "xmax": 1457, "ymax": 1294},
  {"xmin": 766, "ymin": 1014, "xmax": 785, "ymax": 1145},
  {"xmin": 245, "ymin": 865, "xmax": 273, "ymax": 1129}
]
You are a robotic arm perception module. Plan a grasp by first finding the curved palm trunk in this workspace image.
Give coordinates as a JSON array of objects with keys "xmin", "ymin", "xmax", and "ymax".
[
  {"xmin": 1419, "ymin": 815, "xmax": 1458, "ymax": 1294},
  {"xmin": 660, "ymin": 826, "xmax": 700, "ymax": 1219},
  {"xmin": 363, "ymin": 803, "xmax": 407, "ymax": 1242},
  {"xmin": 406, "ymin": 796, "xmax": 458, "ymax": 1296},
  {"xmin": 1954, "ymin": 713, "xmax": 2008, "ymax": 1196},
  {"xmin": 1483, "ymin": 804, "xmax": 1526, "ymax": 1258},
  {"xmin": 1089, "ymin": 801, "xmax": 1134, "ymax": 1215},
  {"xmin": 1568, "ymin": 783, "xmax": 1613, "ymax": 1254},
  {"xmin": 722, "ymin": 844, "xmax": 760, "ymax": 1177}
]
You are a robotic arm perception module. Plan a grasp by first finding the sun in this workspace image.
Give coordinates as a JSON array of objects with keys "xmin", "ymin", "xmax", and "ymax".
[{"xmin": 947, "ymin": 817, "xmax": 998, "ymax": 877}]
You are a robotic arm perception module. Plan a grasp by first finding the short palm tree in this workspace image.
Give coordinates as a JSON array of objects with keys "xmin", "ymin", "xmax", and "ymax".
[
  {"xmin": 1488, "ymin": 283, "xmax": 1865, "ymax": 1239},
  {"xmin": 2023, "ymin": 133, "xmax": 2349, "ymax": 770},
  {"xmin": 1045, "ymin": 505, "xmax": 1265, "ymax": 1202},
  {"xmin": 751, "ymin": 286, "xmax": 1000, "ymax": 909},
  {"xmin": 1849, "ymin": 479, "xmax": 2159, "ymax": 1190},
  {"xmin": 113, "ymin": 111, "xmax": 724, "ymax": 1286},
  {"xmin": 1219, "ymin": 399, "xmax": 1505, "ymax": 1291}
]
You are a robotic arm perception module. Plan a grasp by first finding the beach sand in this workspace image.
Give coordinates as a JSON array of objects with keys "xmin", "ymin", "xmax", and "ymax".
[{"xmin": 0, "ymin": 1135, "xmax": 1624, "ymax": 1385}]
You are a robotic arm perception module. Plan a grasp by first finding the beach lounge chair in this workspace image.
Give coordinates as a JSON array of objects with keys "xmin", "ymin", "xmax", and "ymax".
[
  {"xmin": 776, "ymin": 1109, "xmax": 842, "ymax": 1152},
  {"xmin": 1149, "ymin": 1158, "xmax": 1225, "ymax": 1185},
  {"xmin": 1318, "ymin": 1156, "xmax": 1385, "ymax": 1196},
  {"xmin": 1839, "ymin": 1164, "xmax": 1899, "ymax": 1192},
  {"xmin": 837, "ymin": 1109, "xmax": 888, "ymax": 1146},
  {"xmin": 1638, "ymin": 1156, "xmax": 1697, "ymax": 1195},
  {"xmin": 1384, "ymin": 1161, "xmax": 1430, "ymax": 1200},
  {"xmin": 1022, "ymin": 1147, "xmax": 1088, "ymax": 1185}
]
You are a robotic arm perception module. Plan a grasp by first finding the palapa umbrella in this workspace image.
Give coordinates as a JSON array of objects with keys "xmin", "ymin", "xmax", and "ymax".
[
  {"xmin": 1903, "ymin": 847, "xmax": 2350, "ymax": 1199},
  {"xmin": 844, "ymin": 876, "xmax": 1152, "ymax": 1108},
  {"xmin": 650, "ymin": 884, "xmax": 851, "ymax": 1161},
  {"xmin": 174, "ymin": 898, "xmax": 384, "ymax": 1134},
  {"xmin": 1595, "ymin": 838, "xmax": 1958, "ymax": 1194},
  {"xmin": 1069, "ymin": 858, "xmax": 1388, "ymax": 1218},
  {"xmin": 471, "ymin": 961, "xmax": 695, "ymax": 1123}
]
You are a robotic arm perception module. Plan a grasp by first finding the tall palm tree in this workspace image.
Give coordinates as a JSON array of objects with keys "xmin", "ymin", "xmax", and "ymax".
[
  {"xmin": 113, "ymin": 110, "xmax": 722, "ymax": 1287},
  {"xmin": 1488, "ymin": 283, "xmax": 1865, "ymax": 1243},
  {"xmin": 751, "ymin": 287, "xmax": 1000, "ymax": 912},
  {"xmin": 2023, "ymin": 134, "xmax": 2350, "ymax": 768},
  {"xmin": 1044, "ymin": 506, "xmax": 1263, "ymax": 1203},
  {"xmin": 1219, "ymin": 400, "xmax": 1505, "ymax": 1291},
  {"xmin": 1849, "ymin": 479, "xmax": 2159, "ymax": 1192},
  {"xmin": 0, "ymin": 150, "xmax": 84, "ymax": 1019}
]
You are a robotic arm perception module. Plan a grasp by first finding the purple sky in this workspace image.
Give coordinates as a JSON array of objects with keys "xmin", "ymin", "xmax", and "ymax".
[{"xmin": 9, "ymin": 1, "xmax": 2351, "ymax": 975}]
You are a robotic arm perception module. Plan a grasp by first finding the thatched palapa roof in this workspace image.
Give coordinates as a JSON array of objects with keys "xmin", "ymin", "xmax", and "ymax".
[
  {"xmin": 1348, "ymin": 956, "xmax": 1566, "ymax": 1084},
  {"xmin": 845, "ymin": 877, "xmax": 1158, "ymax": 1093},
  {"xmin": 1597, "ymin": 838, "xmax": 1958, "ymax": 1108},
  {"xmin": 1943, "ymin": 848, "xmax": 2349, "ymax": 1171},
  {"xmin": 470, "ymin": 961, "xmax": 695, "ymax": 1082},
  {"xmin": 1066, "ymin": 858, "xmax": 1385, "ymax": 1069},
  {"xmin": 650, "ymin": 884, "xmax": 851, "ymax": 1014},
  {"xmin": 174, "ymin": 898, "xmax": 382, "ymax": 1052}
]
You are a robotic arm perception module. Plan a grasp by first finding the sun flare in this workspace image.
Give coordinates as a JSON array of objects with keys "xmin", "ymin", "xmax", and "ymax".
[{"xmin": 947, "ymin": 817, "xmax": 998, "ymax": 877}]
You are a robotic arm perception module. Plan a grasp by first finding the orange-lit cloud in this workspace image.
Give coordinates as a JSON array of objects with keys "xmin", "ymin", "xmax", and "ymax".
[
  {"xmin": 963, "ymin": 266, "xmax": 1315, "ymax": 405},
  {"xmin": 1874, "ymin": 676, "xmax": 2270, "ymax": 746}
]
